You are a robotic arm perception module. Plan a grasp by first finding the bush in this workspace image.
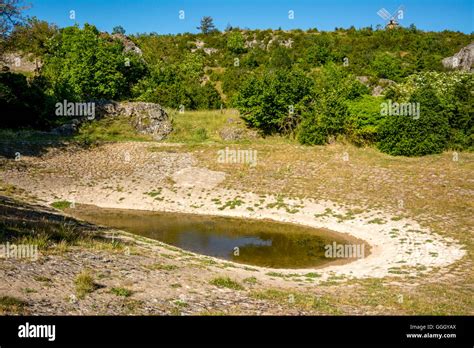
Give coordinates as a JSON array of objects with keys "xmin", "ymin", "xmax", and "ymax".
[
  {"xmin": 345, "ymin": 95, "xmax": 385, "ymax": 146},
  {"xmin": 222, "ymin": 67, "xmax": 249, "ymax": 99},
  {"xmin": 42, "ymin": 24, "xmax": 146, "ymax": 101},
  {"xmin": 378, "ymin": 86, "xmax": 450, "ymax": 156},
  {"xmin": 233, "ymin": 69, "xmax": 314, "ymax": 134},
  {"xmin": 0, "ymin": 72, "xmax": 54, "ymax": 129},
  {"xmin": 226, "ymin": 31, "xmax": 245, "ymax": 54},
  {"xmin": 296, "ymin": 63, "xmax": 369, "ymax": 145},
  {"xmin": 384, "ymin": 71, "xmax": 473, "ymax": 152},
  {"xmin": 133, "ymin": 53, "xmax": 223, "ymax": 109},
  {"xmin": 370, "ymin": 52, "xmax": 402, "ymax": 81},
  {"xmin": 297, "ymin": 90, "xmax": 349, "ymax": 145}
]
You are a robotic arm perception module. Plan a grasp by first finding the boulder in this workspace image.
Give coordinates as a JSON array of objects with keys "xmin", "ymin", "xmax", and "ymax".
[
  {"xmin": 219, "ymin": 126, "xmax": 245, "ymax": 141},
  {"xmin": 371, "ymin": 79, "xmax": 395, "ymax": 97},
  {"xmin": 110, "ymin": 34, "xmax": 143, "ymax": 56},
  {"xmin": 95, "ymin": 101, "xmax": 172, "ymax": 140},
  {"xmin": 50, "ymin": 122, "xmax": 78, "ymax": 136},
  {"xmin": 442, "ymin": 43, "xmax": 474, "ymax": 72}
]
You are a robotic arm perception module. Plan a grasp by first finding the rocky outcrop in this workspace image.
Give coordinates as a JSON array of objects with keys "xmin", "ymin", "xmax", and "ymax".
[
  {"xmin": 50, "ymin": 119, "xmax": 80, "ymax": 136},
  {"xmin": 1, "ymin": 52, "xmax": 40, "ymax": 73},
  {"xmin": 442, "ymin": 43, "xmax": 474, "ymax": 72},
  {"xmin": 95, "ymin": 101, "xmax": 172, "ymax": 140},
  {"xmin": 219, "ymin": 126, "xmax": 245, "ymax": 141},
  {"xmin": 356, "ymin": 76, "xmax": 396, "ymax": 97},
  {"xmin": 110, "ymin": 34, "xmax": 143, "ymax": 56}
]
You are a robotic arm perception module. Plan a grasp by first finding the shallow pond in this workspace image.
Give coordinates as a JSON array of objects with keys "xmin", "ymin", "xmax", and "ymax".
[{"xmin": 70, "ymin": 206, "xmax": 366, "ymax": 269}]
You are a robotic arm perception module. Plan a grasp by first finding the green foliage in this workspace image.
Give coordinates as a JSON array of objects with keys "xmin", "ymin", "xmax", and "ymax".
[
  {"xmin": 270, "ymin": 46, "xmax": 293, "ymax": 69},
  {"xmin": 233, "ymin": 69, "xmax": 314, "ymax": 134},
  {"xmin": 226, "ymin": 31, "xmax": 245, "ymax": 54},
  {"xmin": 345, "ymin": 95, "xmax": 385, "ymax": 146},
  {"xmin": 110, "ymin": 287, "xmax": 132, "ymax": 297},
  {"xmin": 41, "ymin": 24, "xmax": 146, "ymax": 101},
  {"xmin": 51, "ymin": 200, "xmax": 72, "ymax": 210},
  {"xmin": 221, "ymin": 67, "xmax": 249, "ymax": 99},
  {"xmin": 297, "ymin": 64, "xmax": 369, "ymax": 145},
  {"xmin": 112, "ymin": 25, "xmax": 125, "ymax": 35},
  {"xmin": 305, "ymin": 34, "xmax": 335, "ymax": 66},
  {"xmin": 378, "ymin": 86, "xmax": 450, "ymax": 156},
  {"xmin": 209, "ymin": 277, "xmax": 244, "ymax": 290},
  {"xmin": 3, "ymin": 19, "xmax": 473, "ymax": 157},
  {"xmin": 132, "ymin": 52, "xmax": 222, "ymax": 109},
  {"xmin": 197, "ymin": 16, "xmax": 217, "ymax": 34},
  {"xmin": 0, "ymin": 72, "xmax": 54, "ymax": 129},
  {"xmin": 385, "ymin": 71, "xmax": 473, "ymax": 152},
  {"xmin": 370, "ymin": 52, "xmax": 402, "ymax": 81},
  {"xmin": 9, "ymin": 16, "xmax": 58, "ymax": 62},
  {"xmin": 0, "ymin": 0, "xmax": 25, "ymax": 40}
]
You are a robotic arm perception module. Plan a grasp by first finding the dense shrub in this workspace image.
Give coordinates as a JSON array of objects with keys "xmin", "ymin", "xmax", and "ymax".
[
  {"xmin": 132, "ymin": 52, "xmax": 223, "ymax": 110},
  {"xmin": 378, "ymin": 86, "xmax": 450, "ymax": 156},
  {"xmin": 296, "ymin": 64, "xmax": 369, "ymax": 145},
  {"xmin": 233, "ymin": 69, "xmax": 314, "ymax": 134},
  {"xmin": 385, "ymin": 71, "xmax": 473, "ymax": 152},
  {"xmin": 226, "ymin": 31, "xmax": 245, "ymax": 54},
  {"xmin": 344, "ymin": 95, "xmax": 385, "ymax": 146},
  {"xmin": 0, "ymin": 72, "xmax": 54, "ymax": 129},
  {"xmin": 370, "ymin": 52, "xmax": 402, "ymax": 81},
  {"xmin": 221, "ymin": 67, "xmax": 250, "ymax": 99},
  {"xmin": 41, "ymin": 24, "xmax": 146, "ymax": 101}
]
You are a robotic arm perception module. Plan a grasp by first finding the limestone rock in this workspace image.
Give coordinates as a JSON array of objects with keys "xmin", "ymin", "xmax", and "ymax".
[
  {"xmin": 110, "ymin": 34, "xmax": 143, "ymax": 56},
  {"xmin": 95, "ymin": 101, "xmax": 172, "ymax": 140},
  {"xmin": 442, "ymin": 43, "xmax": 474, "ymax": 72},
  {"xmin": 219, "ymin": 127, "xmax": 245, "ymax": 141},
  {"xmin": 50, "ymin": 122, "xmax": 78, "ymax": 136}
]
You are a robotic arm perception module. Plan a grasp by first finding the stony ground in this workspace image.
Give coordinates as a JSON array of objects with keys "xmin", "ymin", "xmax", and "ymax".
[{"xmin": 0, "ymin": 140, "xmax": 473, "ymax": 315}]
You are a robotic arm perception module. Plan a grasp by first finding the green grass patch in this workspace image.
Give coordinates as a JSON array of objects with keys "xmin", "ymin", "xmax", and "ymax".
[
  {"xmin": 209, "ymin": 277, "xmax": 245, "ymax": 290},
  {"xmin": 51, "ymin": 200, "xmax": 72, "ymax": 210},
  {"xmin": 110, "ymin": 287, "xmax": 133, "ymax": 297},
  {"xmin": 74, "ymin": 270, "xmax": 98, "ymax": 299},
  {"xmin": 0, "ymin": 296, "xmax": 27, "ymax": 314}
]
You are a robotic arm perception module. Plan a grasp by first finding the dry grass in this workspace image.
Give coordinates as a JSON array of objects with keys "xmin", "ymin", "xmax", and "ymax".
[{"xmin": 182, "ymin": 141, "xmax": 473, "ymax": 314}]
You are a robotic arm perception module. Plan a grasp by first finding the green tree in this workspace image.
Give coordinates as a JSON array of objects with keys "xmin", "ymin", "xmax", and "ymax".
[
  {"xmin": 10, "ymin": 17, "xmax": 58, "ymax": 67},
  {"xmin": 270, "ymin": 46, "xmax": 292, "ymax": 69},
  {"xmin": 345, "ymin": 95, "xmax": 385, "ymax": 146},
  {"xmin": 42, "ymin": 24, "xmax": 144, "ymax": 100},
  {"xmin": 112, "ymin": 25, "xmax": 125, "ymax": 35},
  {"xmin": 378, "ymin": 86, "xmax": 450, "ymax": 156},
  {"xmin": 1, "ymin": 0, "xmax": 28, "ymax": 58},
  {"xmin": 226, "ymin": 31, "xmax": 245, "ymax": 54},
  {"xmin": 234, "ymin": 69, "xmax": 314, "ymax": 134},
  {"xmin": 0, "ymin": 0, "xmax": 27, "ymax": 38},
  {"xmin": 197, "ymin": 16, "xmax": 216, "ymax": 34},
  {"xmin": 297, "ymin": 63, "xmax": 369, "ymax": 145},
  {"xmin": 370, "ymin": 52, "xmax": 402, "ymax": 81}
]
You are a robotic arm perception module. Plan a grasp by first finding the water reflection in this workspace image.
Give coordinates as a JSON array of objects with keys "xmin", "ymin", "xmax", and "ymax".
[{"xmin": 71, "ymin": 207, "xmax": 361, "ymax": 268}]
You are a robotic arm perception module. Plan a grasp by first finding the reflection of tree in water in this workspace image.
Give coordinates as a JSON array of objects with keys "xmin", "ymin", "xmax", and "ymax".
[
  {"xmin": 235, "ymin": 233, "xmax": 331, "ymax": 268},
  {"xmin": 73, "ymin": 208, "xmax": 350, "ymax": 268}
]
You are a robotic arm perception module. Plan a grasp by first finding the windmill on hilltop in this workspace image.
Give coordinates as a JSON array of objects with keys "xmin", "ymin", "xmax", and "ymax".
[{"xmin": 377, "ymin": 5, "xmax": 405, "ymax": 29}]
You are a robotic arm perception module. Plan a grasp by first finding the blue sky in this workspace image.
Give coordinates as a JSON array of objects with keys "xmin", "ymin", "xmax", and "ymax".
[{"xmin": 25, "ymin": 0, "xmax": 473, "ymax": 34}]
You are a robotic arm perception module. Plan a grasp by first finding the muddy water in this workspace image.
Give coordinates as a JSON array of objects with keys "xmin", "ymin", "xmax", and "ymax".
[{"xmin": 70, "ymin": 206, "xmax": 368, "ymax": 269}]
